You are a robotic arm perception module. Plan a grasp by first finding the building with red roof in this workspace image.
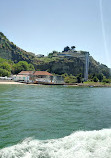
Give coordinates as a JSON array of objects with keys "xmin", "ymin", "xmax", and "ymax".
[
  {"xmin": 33, "ymin": 71, "xmax": 53, "ymax": 76},
  {"xmin": 18, "ymin": 71, "xmax": 34, "ymax": 75},
  {"xmin": 13, "ymin": 71, "xmax": 64, "ymax": 84}
]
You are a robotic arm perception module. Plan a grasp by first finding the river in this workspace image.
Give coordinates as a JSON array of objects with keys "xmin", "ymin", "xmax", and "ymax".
[{"xmin": 0, "ymin": 84, "xmax": 111, "ymax": 157}]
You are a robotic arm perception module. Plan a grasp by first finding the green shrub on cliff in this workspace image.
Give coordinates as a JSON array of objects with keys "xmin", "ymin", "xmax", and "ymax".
[
  {"xmin": 0, "ymin": 58, "xmax": 12, "ymax": 76},
  {"xmin": 0, "ymin": 56, "xmax": 35, "ymax": 76},
  {"xmin": 0, "ymin": 62, "xmax": 11, "ymax": 72},
  {"xmin": 93, "ymin": 76, "xmax": 98, "ymax": 82},
  {"xmin": 62, "ymin": 73, "xmax": 77, "ymax": 83},
  {"xmin": 77, "ymin": 73, "xmax": 82, "ymax": 83},
  {"xmin": 103, "ymin": 79, "xmax": 111, "ymax": 83},
  {"xmin": 0, "ymin": 68, "xmax": 11, "ymax": 77},
  {"xmin": 12, "ymin": 61, "xmax": 35, "ymax": 74}
]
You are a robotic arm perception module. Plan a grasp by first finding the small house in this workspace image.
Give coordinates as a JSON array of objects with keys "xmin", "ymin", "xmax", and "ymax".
[
  {"xmin": 33, "ymin": 71, "xmax": 53, "ymax": 83},
  {"xmin": 13, "ymin": 71, "xmax": 34, "ymax": 83},
  {"xmin": 13, "ymin": 75, "xmax": 30, "ymax": 83},
  {"xmin": 18, "ymin": 71, "xmax": 34, "ymax": 75}
]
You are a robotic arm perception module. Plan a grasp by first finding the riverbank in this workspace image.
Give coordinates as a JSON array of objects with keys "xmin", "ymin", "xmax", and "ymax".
[
  {"xmin": 0, "ymin": 80, "xmax": 111, "ymax": 87},
  {"xmin": 0, "ymin": 80, "xmax": 24, "ymax": 84},
  {"xmin": 70, "ymin": 82, "xmax": 111, "ymax": 87}
]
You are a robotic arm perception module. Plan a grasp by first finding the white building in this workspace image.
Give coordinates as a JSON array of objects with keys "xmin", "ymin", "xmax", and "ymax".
[{"xmin": 13, "ymin": 75, "xmax": 30, "ymax": 83}]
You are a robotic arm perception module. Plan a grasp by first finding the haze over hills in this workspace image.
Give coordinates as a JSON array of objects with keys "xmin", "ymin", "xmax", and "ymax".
[{"xmin": 0, "ymin": 32, "xmax": 110, "ymax": 78}]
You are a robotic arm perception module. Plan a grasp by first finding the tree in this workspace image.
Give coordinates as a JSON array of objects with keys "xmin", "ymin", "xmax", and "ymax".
[
  {"xmin": 0, "ymin": 62, "xmax": 11, "ymax": 72},
  {"xmin": 103, "ymin": 78, "xmax": 110, "ymax": 83},
  {"xmin": 93, "ymin": 76, "xmax": 98, "ymax": 82},
  {"xmin": 77, "ymin": 73, "xmax": 82, "ymax": 83},
  {"xmin": 102, "ymin": 69, "xmax": 110, "ymax": 79},
  {"xmin": 48, "ymin": 51, "xmax": 58, "ymax": 58},
  {"xmin": 64, "ymin": 75, "xmax": 77, "ymax": 83},
  {"xmin": 71, "ymin": 46, "xmax": 76, "ymax": 50},
  {"xmin": 12, "ymin": 61, "xmax": 29, "ymax": 74},
  {"xmin": 28, "ymin": 64, "xmax": 35, "ymax": 71},
  {"xmin": 63, "ymin": 46, "xmax": 70, "ymax": 52},
  {"xmin": 0, "ymin": 68, "xmax": 11, "ymax": 77},
  {"xmin": 12, "ymin": 61, "xmax": 35, "ymax": 74},
  {"xmin": 97, "ymin": 73, "xmax": 103, "ymax": 82}
]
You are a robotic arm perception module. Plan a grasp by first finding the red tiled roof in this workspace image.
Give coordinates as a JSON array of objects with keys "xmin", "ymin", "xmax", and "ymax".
[
  {"xmin": 18, "ymin": 71, "xmax": 34, "ymax": 75},
  {"xmin": 15, "ymin": 75, "xmax": 28, "ymax": 77},
  {"xmin": 33, "ymin": 71, "xmax": 53, "ymax": 76}
]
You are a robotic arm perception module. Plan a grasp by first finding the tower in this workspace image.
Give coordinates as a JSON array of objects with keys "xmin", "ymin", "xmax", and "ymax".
[{"xmin": 84, "ymin": 52, "xmax": 89, "ymax": 81}]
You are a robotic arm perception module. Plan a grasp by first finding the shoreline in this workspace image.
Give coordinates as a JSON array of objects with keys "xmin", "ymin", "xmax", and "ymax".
[
  {"xmin": 0, "ymin": 81, "xmax": 24, "ymax": 84},
  {"xmin": 0, "ymin": 81, "xmax": 111, "ymax": 87},
  {"xmin": 68, "ymin": 83, "xmax": 111, "ymax": 87}
]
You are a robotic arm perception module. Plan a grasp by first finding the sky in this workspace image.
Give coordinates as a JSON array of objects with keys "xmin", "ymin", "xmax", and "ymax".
[{"xmin": 0, "ymin": 0, "xmax": 111, "ymax": 67}]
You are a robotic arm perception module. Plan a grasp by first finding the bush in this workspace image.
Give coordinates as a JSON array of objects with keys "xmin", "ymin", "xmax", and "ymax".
[
  {"xmin": 0, "ymin": 68, "xmax": 11, "ymax": 77},
  {"xmin": 0, "ymin": 62, "xmax": 11, "ymax": 72},
  {"xmin": 12, "ymin": 61, "xmax": 35, "ymax": 74},
  {"xmin": 103, "ymin": 79, "xmax": 110, "ymax": 83},
  {"xmin": 77, "ymin": 73, "xmax": 82, "ymax": 83},
  {"xmin": 97, "ymin": 73, "xmax": 103, "ymax": 82},
  {"xmin": 93, "ymin": 76, "xmax": 98, "ymax": 82},
  {"xmin": 64, "ymin": 74, "xmax": 77, "ymax": 83}
]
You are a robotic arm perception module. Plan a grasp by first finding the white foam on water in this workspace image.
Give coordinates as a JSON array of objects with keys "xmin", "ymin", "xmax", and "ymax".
[{"xmin": 1, "ymin": 129, "xmax": 111, "ymax": 158}]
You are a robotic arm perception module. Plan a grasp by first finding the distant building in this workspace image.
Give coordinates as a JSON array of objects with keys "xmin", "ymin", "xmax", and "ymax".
[
  {"xmin": 58, "ymin": 53, "xmax": 73, "ymax": 57},
  {"xmin": 36, "ymin": 54, "xmax": 44, "ymax": 58},
  {"xmin": 13, "ymin": 75, "xmax": 30, "ymax": 83},
  {"xmin": 33, "ymin": 71, "xmax": 53, "ymax": 83},
  {"xmin": 13, "ymin": 71, "xmax": 64, "ymax": 84},
  {"xmin": 18, "ymin": 71, "xmax": 34, "ymax": 75},
  {"xmin": 13, "ymin": 71, "xmax": 34, "ymax": 83},
  {"xmin": 0, "ymin": 76, "xmax": 12, "ymax": 80},
  {"xmin": 33, "ymin": 71, "xmax": 53, "ymax": 77}
]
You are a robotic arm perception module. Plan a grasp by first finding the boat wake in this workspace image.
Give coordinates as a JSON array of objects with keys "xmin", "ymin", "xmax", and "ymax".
[{"xmin": 1, "ymin": 129, "xmax": 111, "ymax": 158}]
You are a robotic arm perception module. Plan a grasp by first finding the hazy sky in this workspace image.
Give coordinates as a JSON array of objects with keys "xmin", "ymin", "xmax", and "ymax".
[{"xmin": 0, "ymin": 0, "xmax": 111, "ymax": 67}]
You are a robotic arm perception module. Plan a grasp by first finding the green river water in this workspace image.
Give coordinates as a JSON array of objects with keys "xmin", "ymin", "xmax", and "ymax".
[{"xmin": 0, "ymin": 84, "xmax": 111, "ymax": 158}]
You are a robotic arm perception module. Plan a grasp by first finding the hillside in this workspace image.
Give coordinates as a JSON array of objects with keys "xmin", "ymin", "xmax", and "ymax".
[
  {"xmin": 0, "ymin": 32, "xmax": 110, "ymax": 78},
  {"xmin": 0, "ymin": 32, "xmax": 36, "ymax": 63},
  {"xmin": 34, "ymin": 56, "xmax": 110, "ymax": 78}
]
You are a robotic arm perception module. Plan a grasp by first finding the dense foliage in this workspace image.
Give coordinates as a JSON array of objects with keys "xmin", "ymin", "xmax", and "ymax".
[
  {"xmin": 0, "ymin": 57, "xmax": 35, "ymax": 76},
  {"xmin": 12, "ymin": 61, "xmax": 35, "ymax": 74}
]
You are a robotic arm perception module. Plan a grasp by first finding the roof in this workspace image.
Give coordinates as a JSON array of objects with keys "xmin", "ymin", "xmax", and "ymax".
[
  {"xmin": 18, "ymin": 71, "xmax": 34, "ymax": 75},
  {"xmin": 33, "ymin": 71, "xmax": 53, "ymax": 76},
  {"xmin": 14, "ymin": 75, "xmax": 28, "ymax": 77}
]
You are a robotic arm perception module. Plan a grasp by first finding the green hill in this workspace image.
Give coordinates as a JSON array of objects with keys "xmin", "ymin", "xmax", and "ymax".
[
  {"xmin": 0, "ymin": 32, "xmax": 36, "ymax": 63},
  {"xmin": 0, "ymin": 32, "xmax": 110, "ymax": 79}
]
